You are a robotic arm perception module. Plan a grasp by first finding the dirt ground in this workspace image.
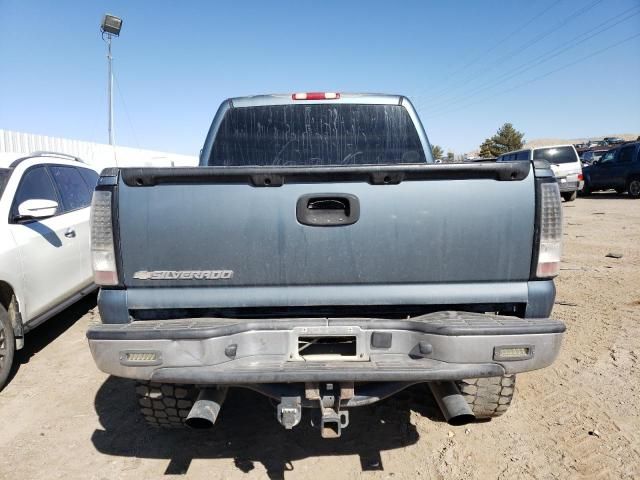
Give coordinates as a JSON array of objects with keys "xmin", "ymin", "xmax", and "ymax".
[{"xmin": 1, "ymin": 193, "xmax": 638, "ymax": 480}]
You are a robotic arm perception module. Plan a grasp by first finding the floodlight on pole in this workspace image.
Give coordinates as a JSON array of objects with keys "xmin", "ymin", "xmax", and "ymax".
[
  {"xmin": 100, "ymin": 14, "xmax": 123, "ymax": 146},
  {"xmin": 101, "ymin": 15, "xmax": 122, "ymax": 36}
]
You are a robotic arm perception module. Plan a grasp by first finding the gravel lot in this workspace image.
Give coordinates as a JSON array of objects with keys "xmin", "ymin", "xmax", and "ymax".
[{"xmin": 1, "ymin": 194, "xmax": 638, "ymax": 480}]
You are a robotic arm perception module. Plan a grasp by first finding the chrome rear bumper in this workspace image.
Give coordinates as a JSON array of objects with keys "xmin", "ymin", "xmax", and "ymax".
[{"xmin": 87, "ymin": 312, "xmax": 565, "ymax": 384}]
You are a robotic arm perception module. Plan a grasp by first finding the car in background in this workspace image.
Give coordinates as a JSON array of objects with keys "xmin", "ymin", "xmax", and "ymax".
[
  {"xmin": 603, "ymin": 137, "xmax": 625, "ymax": 146},
  {"xmin": 579, "ymin": 148, "xmax": 610, "ymax": 166},
  {"xmin": 0, "ymin": 152, "xmax": 99, "ymax": 389},
  {"xmin": 581, "ymin": 142, "xmax": 640, "ymax": 198},
  {"xmin": 497, "ymin": 145, "xmax": 583, "ymax": 201}
]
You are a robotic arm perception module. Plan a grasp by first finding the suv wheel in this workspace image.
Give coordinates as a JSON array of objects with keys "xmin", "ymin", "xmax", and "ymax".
[
  {"xmin": 456, "ymin": 374, "xmax": 515, "ymax": 418},
  {"xmin": 135, "ymin": 381, "xmax": 197, "ymax": 428},
  {"xmin": 562, "ymin": 191, "xmax": 577, "ymax": 202},
  {"xmin": 0, "ymin": 304, "xmax": 16, "ymax": 391},
  {"xmin": 628, "ymin": 178, "xmax": 640, "ymax": 198}
]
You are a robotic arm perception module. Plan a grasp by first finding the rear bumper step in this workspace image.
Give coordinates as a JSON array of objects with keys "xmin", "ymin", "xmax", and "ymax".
[{"xmin": 87, "ymin": 312, "xmax": 564, "ymax": 384}]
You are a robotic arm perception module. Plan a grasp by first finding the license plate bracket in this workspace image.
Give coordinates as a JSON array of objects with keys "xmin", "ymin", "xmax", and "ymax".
[{"xmin": 288, "ymin": 326, "xmax": 368, "ymax": 362}]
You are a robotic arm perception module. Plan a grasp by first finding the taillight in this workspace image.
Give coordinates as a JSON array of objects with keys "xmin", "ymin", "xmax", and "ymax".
[
  {"xmin": 90, "ymin": 190, "xmax": 118, "ymax": 285},
  {"xmin": 577, "ymin": 173, "xmax": 584, "ymax": 181},
  {"xmin": 534, "ymin": 181, "xmax": 563, "ymax": 278},
  {"xmin": 292, "ymin": 92, "xmax": 340, "ymax": 100}
]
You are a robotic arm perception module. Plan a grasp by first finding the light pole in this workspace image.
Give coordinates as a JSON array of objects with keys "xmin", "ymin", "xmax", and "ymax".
[{"xmin": 100, "ymin": 14, "xmax": 123, "ymax": 146}]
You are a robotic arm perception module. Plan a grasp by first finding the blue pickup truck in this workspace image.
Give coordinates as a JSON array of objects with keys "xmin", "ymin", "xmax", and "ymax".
[{"xmin": 87, "ymin": 93, "xmax": 565, "ymax": 437}]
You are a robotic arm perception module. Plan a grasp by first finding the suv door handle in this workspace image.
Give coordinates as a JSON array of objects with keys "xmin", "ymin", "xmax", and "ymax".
[{"xmin": 64, "ymin": 228, "xmax": 76, "ymax": 238}]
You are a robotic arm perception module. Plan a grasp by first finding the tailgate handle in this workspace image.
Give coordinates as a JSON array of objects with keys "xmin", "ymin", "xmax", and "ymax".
[
  {"xmin": 296, "ymin": 194, "xmax": 360, "ymax": 226},
  {"xmin": 308, "ymin": 199, "xmax": 347, "ymax": 210}
]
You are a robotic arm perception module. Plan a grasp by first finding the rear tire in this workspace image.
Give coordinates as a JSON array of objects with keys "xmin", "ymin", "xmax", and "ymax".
[
  {"xmin": 135, "ymin": 381, "xmax": 198, "ymax": 428},
  {"xmin": 0, "ymin": 304, "xmax": 16, "ymax": 391},
  {"xmin": 456, "ymin": 374, "xmax": 515, "ymax": 419},
  {"xmin": 627, "ymin": 178, "xmax": 640, "ymax": 198},
  {"xmin": 562, "ymin": 191, "xmax": 577, "ymax": 202}
]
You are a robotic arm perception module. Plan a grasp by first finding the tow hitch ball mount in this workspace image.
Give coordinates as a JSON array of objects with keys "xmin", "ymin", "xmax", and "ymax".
[{"xmin": 276, "ymin": 382, "xmax": 353, "ymax": 438}]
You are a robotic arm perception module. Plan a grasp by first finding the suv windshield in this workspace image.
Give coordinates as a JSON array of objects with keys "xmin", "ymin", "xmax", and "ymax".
[
  {"xmin": 533, "ymin": 146, "xmax": 577, "ymax": 164},
  {"xmin": 0, "ymin": 169, "xmax": 10, "ymax": 199},
  {"xmin": 593, "ymin": 150, "xmax": 608, "ymax": 161},
  {"xmin": 208, "ymin": 104, "xmax": 427, "ymax": 166}
]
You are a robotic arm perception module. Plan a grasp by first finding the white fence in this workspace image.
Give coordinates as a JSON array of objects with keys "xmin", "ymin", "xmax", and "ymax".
[{"xmin": 0, "ymin": 129, "xmax": 198, "ymax": 170}]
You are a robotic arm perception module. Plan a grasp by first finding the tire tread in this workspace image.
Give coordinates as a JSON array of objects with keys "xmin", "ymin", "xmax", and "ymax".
[
  {"xmin": 136, "ymin": 381, "xmax": 196, "ymax": 428},
  {"xmin": 456, "ymin": 374, "xmax": 516, "ymax": 419}
]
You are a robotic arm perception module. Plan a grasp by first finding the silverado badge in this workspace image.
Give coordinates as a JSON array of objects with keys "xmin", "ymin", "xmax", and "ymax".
[{"xmin": 133, "ymin": 270, "xmax": 234, "ymax": 280}]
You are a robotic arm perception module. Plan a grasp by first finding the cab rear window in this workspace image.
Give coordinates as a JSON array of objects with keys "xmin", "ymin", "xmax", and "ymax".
[
  {"xmin": 208, "ymin": 104, "xmax": 427, "ymax": 166},
  {"xmin": 533, "ymin": 147, "xmax": 578, "ymax": 164}
]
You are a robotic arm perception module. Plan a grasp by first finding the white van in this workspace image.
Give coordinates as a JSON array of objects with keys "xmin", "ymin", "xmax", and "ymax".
[{"xmin": 498, "ymin": 145, "xmax": 583, "ymax": 201}]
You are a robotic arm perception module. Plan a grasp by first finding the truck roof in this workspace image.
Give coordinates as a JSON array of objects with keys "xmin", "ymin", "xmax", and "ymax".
[{"xmin": 228, "ymin": 92, "xmax": 404, "ymax": 108}]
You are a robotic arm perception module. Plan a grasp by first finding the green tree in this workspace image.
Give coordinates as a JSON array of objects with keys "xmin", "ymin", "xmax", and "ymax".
[
  {"xmin": 431, "ymin": 144, "xmax": 443, "ymax": 160},
  {"xmin": 480, "ymin": 123, "xmax": 525, "ymax": 157},
  {"xmin": 446, "ymin": 151, "xmax": 455, "ymax": 162},
  {"xmin": 479, "ymin": 139, "xmax": 494, "ymax": 158}
]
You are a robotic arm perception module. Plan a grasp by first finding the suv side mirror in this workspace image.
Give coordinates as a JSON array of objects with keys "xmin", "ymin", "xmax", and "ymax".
[{"xmin": 16, "ymin": 199, "xmax": 58, "ymax": 220}]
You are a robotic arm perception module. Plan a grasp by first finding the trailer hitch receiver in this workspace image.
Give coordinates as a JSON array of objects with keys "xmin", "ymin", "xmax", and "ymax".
[
  {"xmin": 320, "ymin": 407, "xmax": 349, "ymax": 438},
  {"xmin": 307, "ymin": 382, "xmax": 353, "ymax": 438}
]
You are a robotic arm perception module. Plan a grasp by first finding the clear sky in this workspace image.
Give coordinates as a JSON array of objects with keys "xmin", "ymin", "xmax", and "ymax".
[{"xmin": 1, "ymin": 0, "xmax": 639, "ymax": 156}]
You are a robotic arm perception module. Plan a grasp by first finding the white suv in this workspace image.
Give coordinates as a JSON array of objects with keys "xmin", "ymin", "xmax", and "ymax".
[
  {"xmin": 498, "ymin": 145, "xmax": 584, "ymax": 201},
  {"xmin": 0, "ymin": 152, "xmax": 99, "ymax": 389}
]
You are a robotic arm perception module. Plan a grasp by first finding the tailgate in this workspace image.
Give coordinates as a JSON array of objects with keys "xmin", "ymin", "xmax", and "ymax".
[{"xmin": 115, "ymin": 163, "xmax": 534, "ymax": 289}]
